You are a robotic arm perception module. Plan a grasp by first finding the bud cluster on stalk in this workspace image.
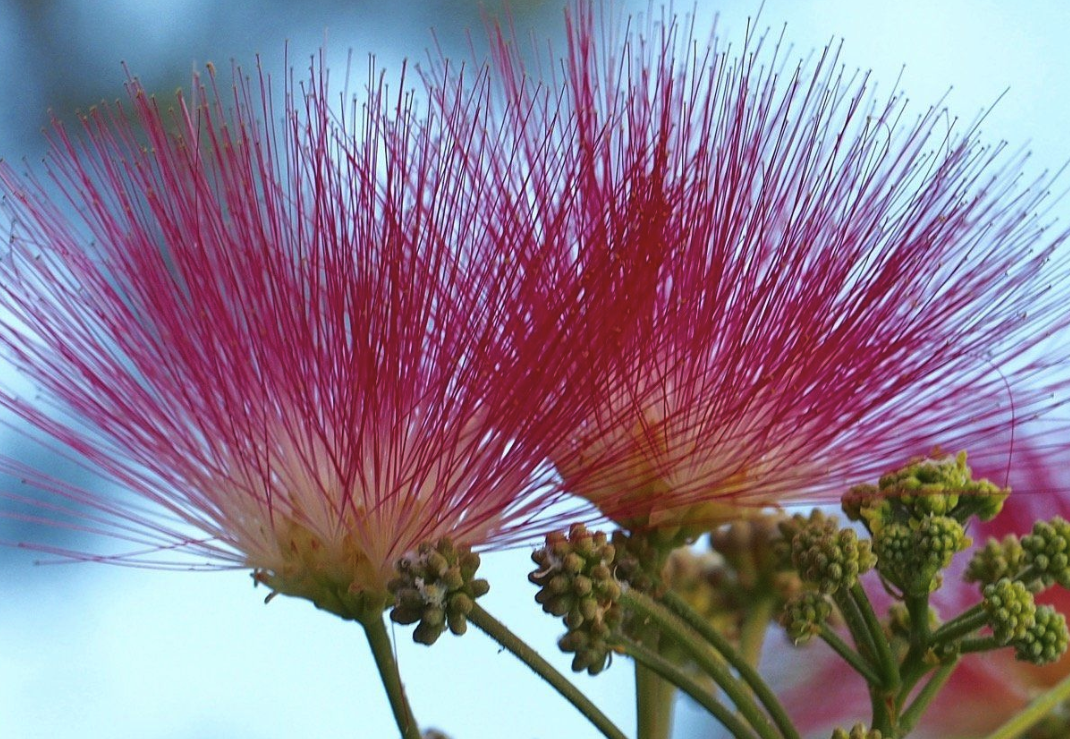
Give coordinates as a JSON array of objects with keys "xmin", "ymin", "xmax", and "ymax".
[
  {"xmin": 779, "ymin": 510, "xmax": 876, "ymax": 595},
  {"xmin": 389, "ymin": 538, "xmax": 489, "ymax": 646},
  {"xmin": 529, "ymin": 524, "xmax": 623, "ymax": 675},
  {"xmin": 844, "ymin": 452, "xmax": 1003, "ymax": 596},
  {"xmin": 960, "ymin": 516, "xmax": 1070, "ymax": 665},
  {"xmin": 771, "ymin": 448, "xmax": 1070, "ymax": 724}
]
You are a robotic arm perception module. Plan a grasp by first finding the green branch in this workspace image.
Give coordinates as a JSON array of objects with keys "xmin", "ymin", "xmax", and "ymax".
[
  {"xmin": 468, "ymin": 604, "xmax": 628, "ymax": 739},
  {"xmin": 983, "ymin": 671, "xmax": 1070, "ymax": 739},
  {"xmin": 618, "ymin": 637, "xmax": 759, "ymax": 739},
  {"xmin": 360, "ymin": 614, "xmax": 422, "ymax": 739},
  {"xmin": 621, "ymin": 589, "xmax": 782, "ymax": 739},
  {"xmin": 660, "ymin": 590, "xmax": 801, "ymax": 739}
]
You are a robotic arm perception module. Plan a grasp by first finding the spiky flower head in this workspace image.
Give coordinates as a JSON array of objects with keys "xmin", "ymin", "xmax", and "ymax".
[
  {"xmin": 489, "ymin": 4, "xmax": 1070, "ymax": 537},
  {"xmin": 0, "ymin": 58, "xmax": 596, "ymax": 620}
]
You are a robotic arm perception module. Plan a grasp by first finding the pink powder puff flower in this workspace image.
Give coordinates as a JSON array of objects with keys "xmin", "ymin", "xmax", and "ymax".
[
  {"xmin": 491, "ymin": 5, "xmax": 1070, "ymax": 537},
  {"xmin": 0, "ymin": 57, "xmax": 596, "ymax": 620}
]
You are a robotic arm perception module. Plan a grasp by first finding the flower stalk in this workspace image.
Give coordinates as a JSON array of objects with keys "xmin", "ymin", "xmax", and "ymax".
[
  {"xmin": 360, "ymin": 613, "xmax": 422, "ymax": 739},
  {"xmin": 467, "ymin": 604, "xmax": 628, "ymax": 739}
]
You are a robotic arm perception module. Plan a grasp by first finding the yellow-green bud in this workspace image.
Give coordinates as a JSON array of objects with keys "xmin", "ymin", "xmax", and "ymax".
[{"xmin": 983, "ymin": 578, "xmax": 1037, "ymax": 645}]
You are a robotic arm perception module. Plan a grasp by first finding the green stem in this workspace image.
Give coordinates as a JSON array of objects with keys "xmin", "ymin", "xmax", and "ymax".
[
  {"xmin": 467, "ymin": 604, "xmax": 628, "ymax": 739},
  {"xmin": 930, "ymin": 603, "xmax": 987, "ymax": 646},
  {"xmin": 898, "ymin": 658, "xmax": 958, "ymax": 735},
  {"xmin": 896, "ymin": 593, "xmax": 935, "ymax": 709},
  {"xmin": 622, "ymin": 590, "xmax": 781, "ymax": 739},
  {"xmin": 959, "ymin": 635, "xmax": 1001, "ymax": 654},
  {"xmin": 905, "ymin": 593, "xmax": 932, "ymax": 652},
  {"xmin": 819, "ymin": 624, "xmax": 882, "ymax": 686},
  {"xmin": 739, "ymin": 596, "xmax": 775, "ymax": 669},
  {"xmin": 833, "ymin": 589, "xmax": 878, "ymax": 665},
  {"xmin": 868, "ymin": 686, "xmax": 895, "ymax": 738},
  {"xmin": 660, "ymin": 590, "xmax": 801, "ymax": 739},
  {"xmin": 618, "ymin": 638, "xmax": 759, "ymax": 739},
  {"xmin": 636, "ymin": 661, "xmax": 676, "ymax": 739},
  {"xmin": 982, "ymin": 671, "xmax": 1070, "ymax": 739},
  {"xmin": 360, "ymin": 615, "xmax": 422, "ymax": 739},
  {"xmin": 850, "ymin": 583, "xmax": 900, "ymax": 691}
]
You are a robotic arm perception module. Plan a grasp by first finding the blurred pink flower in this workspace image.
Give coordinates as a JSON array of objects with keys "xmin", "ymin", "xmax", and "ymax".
[
  {"xmin": 488, "ymin": 4, "xmax": 1070, "ymax": 536},
  {"xmin": 0, "ymin": 57, "xmax": 596, "ymax": 615}
]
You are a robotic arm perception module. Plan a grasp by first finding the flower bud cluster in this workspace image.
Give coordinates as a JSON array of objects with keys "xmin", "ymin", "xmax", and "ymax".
[
  {"xmin": 530, "ymin": 524, "xmax": 623, "ymax": 675},
  {"xmin": 609, "ymin": 529, "xmax": 668, "ymax": 594},
  {"xmin": 781, "ymin": 591, "xmax": 833, "ymax": 645},
  {"xmin": 388, "ymin": 538, "xmax": 489, "ymax": 645},
  {"xmin": 779, "ymin": 511, "xmax": 876, "ymax": 595},
  {"xmin": 1013, "ymin": 605, "xmax": 1070, "ymax": 666},
  {"xmin": 982, "ymin": 578, "xmax": 1037, "ymax": 645},
  {"xmin": 844, "ymin": 453, "xmax": 998, "ymax": 596},
  {"xmin": 844, "ymin": 452, "xmax": 1007, "ymax": 535},
  {"xmin": 711, "ymin": 515, "xmax": 791, "ymax": 592},
  {"xmin": 830, "ymin": 725, "xmax": 882, "ymax": 739},
  {"xmin": 965, "ymin": 534, "xmax": 1026, "ymax": 586},
  {"xmin": 1021, "ymin": 517, "xmax": 1070, "ymax": 589},
  {"xmin": 703, "ymin": 515, "xmax": 803, "ymax": 644},
  {"xmin": 875, "ymin": 515, "xmax": 971, "ymax": 595}
]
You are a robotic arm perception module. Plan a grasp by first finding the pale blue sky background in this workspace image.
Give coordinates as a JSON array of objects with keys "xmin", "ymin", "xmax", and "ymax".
[{"xmin": 1, "ymin": 2, "xmax": 1069, "ymax": 738}]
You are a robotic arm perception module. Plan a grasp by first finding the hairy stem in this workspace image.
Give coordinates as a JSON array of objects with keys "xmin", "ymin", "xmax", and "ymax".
[
  {"xmin": 468, "ymin": 604, "xmax": 628, "ymax": 739},
  {"xmin": 618, "ymin": 638, "xmax": 759, "ymax": 739},
  {"xmin": 361, "ymin": 615, "xmax": 422, "ymax": 739},
  {"xmin": 660, "ymin": 590, "xmax": 801, "ymax": 739},
  {"xmin": 636, "ymin": 661, "xmax": 676, "ymax": 739}
]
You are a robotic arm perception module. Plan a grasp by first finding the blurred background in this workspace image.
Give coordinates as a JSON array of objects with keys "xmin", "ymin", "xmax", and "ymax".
[{"xmin": 1, "ymin": 1, "xmax": 1069, "ymax": 737}]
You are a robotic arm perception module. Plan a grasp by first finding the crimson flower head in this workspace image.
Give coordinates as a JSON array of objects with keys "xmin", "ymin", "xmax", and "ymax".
[
  {"xmin": 500, "ymin": 6, "xmax": 1070, "ymax": 537},
  {"xmin": 0, "ymin": 59, "xmax": 588, "ymax": 619}
]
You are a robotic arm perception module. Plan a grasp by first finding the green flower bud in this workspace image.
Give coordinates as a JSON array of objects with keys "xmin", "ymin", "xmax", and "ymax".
[
  {"xmin": 530, "ymin": 523, "xmax": 623, "ymax": 675},
  {"xmin": 830, "ymin": 725, "xmax": 882, "ymax": 739},
  {"xmin": 875, "ymin": 515, "xmax": 970, "ymax": 595},
  {"xmin": 1013, "ymin": 605, "xmax": 1069, "ymax": 666},
  {"xmin": 983, "ymin": 578, "xmax": 1037, "ymax": 645},
  {"xmin": 781, "ymin": 591, "xmax": 833, "ymax": 645},
  {"xmin": 388, "ymin": 538, "xmax": 490, "ymax": 646},
  {"xmin": 1022, "ymin": 518, "xmax": 1070, "ymax": 589},
  {"xmin": 844, "ymin": 452, "xmax": 1008, "ymax": 536},
  {"xmin": 610, "ymin": 529, "xmax": 666, "ymax": 594},
  {"xmin": 784, "ymin": 511, "xmax": 875, "ymax": 594},
  {"xmin": 965, "ymin": 535, "xmax": 1026, "ymax": 586}
]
